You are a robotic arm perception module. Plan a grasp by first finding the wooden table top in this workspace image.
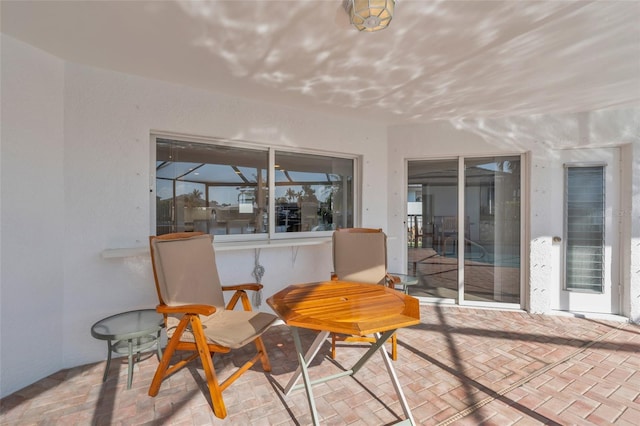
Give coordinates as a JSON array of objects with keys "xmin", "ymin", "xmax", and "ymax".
[{"xmin": 267, "ymin": 281, "xmax": 421, "ymax": 335}]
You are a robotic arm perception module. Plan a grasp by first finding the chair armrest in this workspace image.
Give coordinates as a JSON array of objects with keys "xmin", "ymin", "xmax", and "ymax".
[
  {"xmin": 222, "ymin": 283, "xmax": 263, "ymax": 292},
  {"xmin": 224, "ymin": 285, "xmax": 262, "ymax": 311},
  {"xmin": 386, "ymin": 274, "xmax": 401, "ymax": 284},
  {"xmin": 385, "ymin": 273, "xmax": 401, "ymax": 288},
  {"xmin": 157, "ymin": 304, "xmax": 216, "ymax": 316}
]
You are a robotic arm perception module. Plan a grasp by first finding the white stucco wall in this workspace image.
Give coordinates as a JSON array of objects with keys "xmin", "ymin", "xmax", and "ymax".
[
  {"xmin": 0, "ymin": 35, "xmax": 388, "ymax": 397},
  {"xmin": 387, "ymin": 112, "xmax": 640, "ymax": 319},
  {"xmin": 2, "ymin": 32, "xmax": 638, "ymax": 399},
  {"xmin": 1, "ymin": 35, "xmax": 65, "ymax": 397}
]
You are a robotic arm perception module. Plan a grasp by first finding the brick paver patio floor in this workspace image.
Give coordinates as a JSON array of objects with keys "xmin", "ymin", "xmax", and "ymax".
[{"xmin": 2, "ymin": 304, "xmax": 639, "ymax": 425}]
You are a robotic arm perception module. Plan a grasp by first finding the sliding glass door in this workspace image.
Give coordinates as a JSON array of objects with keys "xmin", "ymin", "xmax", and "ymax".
[
  {"xmin": 407, "ymin": 160, "xmax": 459, "ymax": 299},
  {"xmin": 407, "ymin": 155, "xmax": 522, "ymax": 306},
  {"xmin": 463, "ymin": 157, "xmax": 521, "ymax": 304}
]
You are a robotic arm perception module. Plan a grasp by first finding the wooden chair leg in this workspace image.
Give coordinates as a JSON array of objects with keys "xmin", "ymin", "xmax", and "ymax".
[
  {"xmin": 331, "ymin": 333, "xmax": 337, "ymax": 359},
  {"xmin": 391, "ymin": 333, "xmax": 398, "ymax": 361},
  {"xmin": 190, "ymin": 315, "xmax": 226, "ymax": 419},
  {"xmin": 149, "ymin": 316, "xmax": 189, "ymax": 397},
  {"xmin": 331, "ymin": 332, "xmax": 398, "ymax": 360},
  {"xmin": 253, "ymin": 336, "xmax": 272, "ymax": 372}
]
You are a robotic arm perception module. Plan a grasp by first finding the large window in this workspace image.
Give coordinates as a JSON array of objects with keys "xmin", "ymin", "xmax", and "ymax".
[{"xmin": 154, "ymin": 137, "xmax": 354, "ymax": 238}]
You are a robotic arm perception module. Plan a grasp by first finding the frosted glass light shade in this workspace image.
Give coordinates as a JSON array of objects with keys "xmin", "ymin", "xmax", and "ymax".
[{"xmin": 348, "ymin": 0, "xmax": 394, "ymax": 32}]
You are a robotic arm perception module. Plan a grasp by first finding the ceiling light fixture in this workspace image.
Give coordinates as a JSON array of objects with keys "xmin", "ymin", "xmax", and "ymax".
[{"xmin": 347, "ymin": 0, "xmax": 395, "ymax": 32}]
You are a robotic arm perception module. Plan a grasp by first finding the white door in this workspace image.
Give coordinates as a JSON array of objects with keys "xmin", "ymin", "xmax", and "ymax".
[{"xmin": 551, "ymin": 147, "xmax": 620, "ymax": 314}]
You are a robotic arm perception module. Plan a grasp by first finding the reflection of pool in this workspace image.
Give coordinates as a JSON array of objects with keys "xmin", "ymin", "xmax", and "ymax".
[
  {"xmin": 467, "ymin": 253, "xmax": 520, "ymax": 268},
  {"xmin": 442, "ymin": 244, "xmax": 521, "ymax": 268}
]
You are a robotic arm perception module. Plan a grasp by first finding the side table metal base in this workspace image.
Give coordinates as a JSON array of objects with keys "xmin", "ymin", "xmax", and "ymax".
[
  {"xmin": 103, "ymin": 333, "xmax": 163, "ymax": 389},
  {"xmin": 91, "ymin": 309, "xmax": 164, "ymax": 389}
]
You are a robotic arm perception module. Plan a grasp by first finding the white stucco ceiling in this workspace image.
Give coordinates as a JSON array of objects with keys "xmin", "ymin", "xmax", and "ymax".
[{"xmin": 2, "ymin": 0, "xmax": 639, "ymax": 124}]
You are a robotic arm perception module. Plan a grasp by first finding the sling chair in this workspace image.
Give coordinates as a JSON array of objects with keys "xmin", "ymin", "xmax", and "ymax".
[
  {"xmin": 330, "ymin": 228, "xmax": 401, "ymax": 360},
  {"xmin": 148, "ymin": 232, "xmax": 277, "ymax": 419}
]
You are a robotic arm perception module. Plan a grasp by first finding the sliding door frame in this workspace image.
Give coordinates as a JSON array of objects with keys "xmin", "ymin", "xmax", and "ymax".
[{"xmin": 406, "ymin": 152, "xmax": 527, "ymax": 310}]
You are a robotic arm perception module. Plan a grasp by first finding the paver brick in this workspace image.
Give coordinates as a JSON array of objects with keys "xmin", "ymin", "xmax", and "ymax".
[{"xmin": 1, "ymin": 305, "xmax": 638, "ymax": 426}]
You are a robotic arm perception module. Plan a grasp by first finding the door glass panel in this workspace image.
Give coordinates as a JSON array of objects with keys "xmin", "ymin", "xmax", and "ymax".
[
  {"xmin": 463, "ymin": 157, "xmax": 521, "ymax": 303},
  {"xmin": 407, "ymin": 160, "xmax": 459, "ymax": 300},
  {"xmin": 565, "ymin": 166, "xmax": 605, "ymax": 292}
]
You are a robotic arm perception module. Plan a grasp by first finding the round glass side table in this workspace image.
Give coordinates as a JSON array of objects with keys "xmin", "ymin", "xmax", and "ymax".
[
  {"xmin": 391, "ymin": 273, "xmax": 419, "ymax": 294},
  {"xmin": 91, "ymin": 309, "xmax": 164, "ymax": 389}
]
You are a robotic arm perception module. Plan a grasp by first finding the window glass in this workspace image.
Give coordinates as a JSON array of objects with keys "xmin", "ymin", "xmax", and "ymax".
[
  {"xmin": 155, "ymin": 138, "xmax": 355, "ymax": 237},
  {"xmin": 565, "ymin": 166, "xmax": 605, "ymax": 292},
  {"xmin": 274, "ymin": 151, "xmax": 353, "ymax": 233},
  {"xmin": 156, "ymin": 138, "xmax": 268, "ymax": 235}
]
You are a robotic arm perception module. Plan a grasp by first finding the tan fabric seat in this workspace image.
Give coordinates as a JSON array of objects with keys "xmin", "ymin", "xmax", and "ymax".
[
  {"xmin": 330, "ymin": 228, "xmax": 401, "ymax": 360},
  {"xmin": 148, "ymin": 232, "xmax": 277, "ymax": 419},
  {"xmin": 164, "ymin": 309, "xmax": 275, "ymax": 348}
]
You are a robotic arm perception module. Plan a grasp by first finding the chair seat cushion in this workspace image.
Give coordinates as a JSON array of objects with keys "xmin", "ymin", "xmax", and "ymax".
[{"xmin": 167, "ymin": 310, "xmax": 277, "ymax": 349}]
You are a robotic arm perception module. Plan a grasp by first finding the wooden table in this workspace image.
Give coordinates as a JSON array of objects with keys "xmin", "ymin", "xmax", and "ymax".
[{"xmin": 267, "ymin": 281, "xmax": 420, "ymax": 425}]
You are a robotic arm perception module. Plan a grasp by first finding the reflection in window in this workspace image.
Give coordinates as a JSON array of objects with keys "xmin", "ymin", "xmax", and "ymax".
[
  {"xmin": 274, "ymin": 151, "xmax": 353, "ymax": 233},
  {"xmin": 156, "ymin": 139, "xmax": 268, "ymax": 236},
  {"xmin": 464, "ymin": 157, "xmax": 521, "ymax": 304},
  {"xmin": 155, "ymin": 138, "xmax": 354, "ymax": 237}
]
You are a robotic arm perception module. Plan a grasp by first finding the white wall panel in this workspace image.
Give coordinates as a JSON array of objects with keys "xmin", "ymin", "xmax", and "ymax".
[{"xmin": 0, "ymin": 35, "xmax": 65, "ymax": 397}]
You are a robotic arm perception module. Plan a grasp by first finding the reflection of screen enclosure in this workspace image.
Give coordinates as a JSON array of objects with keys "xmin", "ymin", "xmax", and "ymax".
[
  {"xmin": 156, "ymin": 139, "xmax": 268, "ymax": 236},
  {"xmin": 274, "ymin": 151, "xmax": 353, "ymax": 233},
  {"xmin": 155, "ymin": 138, "xmax": 354, "ymax": 236}
]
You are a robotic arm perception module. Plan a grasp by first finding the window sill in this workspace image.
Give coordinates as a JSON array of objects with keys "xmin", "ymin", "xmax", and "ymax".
[{"xmin": 101, "ymin": 237, "xmax": 332, "ymax": 259}]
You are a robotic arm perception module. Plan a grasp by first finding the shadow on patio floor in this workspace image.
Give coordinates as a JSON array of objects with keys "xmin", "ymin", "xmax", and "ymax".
[{"xmin": 2, "ymin": 304, "xmax": 639, "ymax": 425}]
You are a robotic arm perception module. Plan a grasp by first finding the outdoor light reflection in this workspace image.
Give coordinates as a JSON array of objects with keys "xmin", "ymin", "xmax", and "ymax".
[{"xmin": 172, "ymin": 0, "xmax": 638, "ymax": 123}]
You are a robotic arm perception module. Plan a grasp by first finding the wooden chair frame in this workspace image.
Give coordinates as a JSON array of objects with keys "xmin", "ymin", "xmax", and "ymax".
[
  {"xmin": 148, "ymin": 232, "xmax": 273, "ymax": 419},
  {"xmin": 330, "ymin": 228, "xmax": 401, "ymax": 360}
]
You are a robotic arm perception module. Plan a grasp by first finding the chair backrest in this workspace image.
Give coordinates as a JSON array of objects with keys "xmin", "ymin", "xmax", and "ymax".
[
  {"xmin": 441, "ymin": 216, "xmax": 457, "ymax": 232},
  {"xmin": 149, "ymin": 232, "xmax": 225, "ymax": 308},
  {"xmin": 332, "ymin": 228, "xmax": 388, "ymax": 284}
]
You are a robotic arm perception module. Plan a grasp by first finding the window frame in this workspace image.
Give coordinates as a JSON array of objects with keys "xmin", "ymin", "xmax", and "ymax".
[{"xmin": 150, "ymin": 133, "xmax": 359, "ymax": 242}]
